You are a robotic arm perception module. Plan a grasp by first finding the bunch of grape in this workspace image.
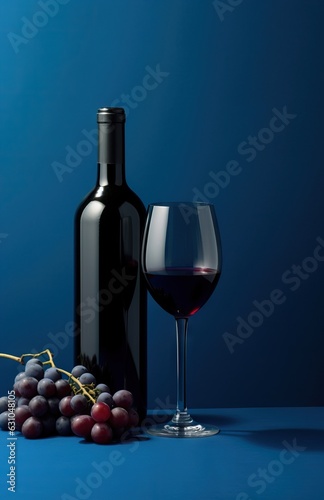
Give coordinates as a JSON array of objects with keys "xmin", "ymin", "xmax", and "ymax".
[{"xmin": 0, "ymin": 359, "xmax": 139, "ymax": 444}]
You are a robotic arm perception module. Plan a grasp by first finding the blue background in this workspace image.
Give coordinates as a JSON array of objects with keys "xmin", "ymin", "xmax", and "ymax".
[{"xmin": 0, "ymin": 0, "xmax": 323, "ymax": 410}]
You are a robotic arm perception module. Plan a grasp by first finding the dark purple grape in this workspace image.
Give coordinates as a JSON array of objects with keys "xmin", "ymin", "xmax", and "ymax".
[
  {"xmin": 59, "ymin": 396, "xmax": 75, "ymax": 417},
  {"xmin": 37, "ymin": 378, "xmax": 57, "ymax": 398},
  {"xmin": 91, "ymin": 422, "xmax": 113, "ymax": 444},
  {"xmin": 44, "ymin": 367, "xmax": 61, "ymax": 382},
  {"xmin": 56, "ymin": 416, "xmax": 72, "ymax": 436},
  {"xmin": 13, "ymin": 382, "xmax": 21, "ymax": 397},
  {"xmin": 71, "ymin": 365, "xmax": 88, "ymax": 378},
  {"xmin": 71, "ymin": 395, "xmax": 89, "ymax": 414},
  {"xmin": 25, "ymin": 358, "xmax": 43, "ymax": 367},
  {"xmin": 110, "ymin": 407, "xmax": 129, "ymax": 428},
  {"xmin": 25, "ymin": 363, "xmax": 44, "ymax": 380},
  {"xmin": 79, "ymin": 373, "xmax": 96, "ymax": 385},
  {"xmin": 55, "ymin": 379, "xmax": 72, "ymax": 398},
  {"xmin": 29, "ymin": 395, "xmax": 48, "ymax": 417},
  {"xmin": 18, "ymin": 377, "xmax": 38, "ymax": 399},
  {"xmin": 71, "ymin": 415, "xmax": 95, "ymax": 438},
  {"xmin": 0, "ymin": 396, "xmax": 8, "ymax": 413},
  {"xmin": 96, "ymin": 383, "xmax": 110, "ymax": 394},
  {"xmin": 97, "ymin": 392, "xmax": 114, "ymax": 409},
  {"xmin": 128, "ymin": 408, "xmax": 139, "ymax": 427},
  {"xmin": 0, "ymin": 411, "xmax": 9, "ymax": 430},
  {"xmin": 21, "ymin": 416, "xmax": 43, "ymax": 439},
  {"xmin": 42, "ymin": 414, "xmax": 56, "ymax": 436},
  {"xmin": 15, "ymin": 372, "xmax": 26, "ymax": 383},
  {"xmin": 17, "ymin": 397, "xmax": 30, "ymax": 407},
  {"xmin": 113, "ymin": 390, "xmax": 133, "ymax": 410},
  {"xmin": 15, "ymin": 406, "xmax": 32, "ymax": 431},
  {"xmin": 47, "ymin": 397, "xmax": 61, "ymax": 416}
]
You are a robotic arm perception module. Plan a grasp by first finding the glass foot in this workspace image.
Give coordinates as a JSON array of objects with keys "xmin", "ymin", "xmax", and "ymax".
[{"xmin": 146, "ymin": 416, "xmax": 220, "ymax": 438}]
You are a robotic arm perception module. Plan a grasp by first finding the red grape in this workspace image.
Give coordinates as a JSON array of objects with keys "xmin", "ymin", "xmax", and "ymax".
[
  {"xmin": 91, "ymin": 402, "xmax": 111, "ymax": 423},
  {"xmin": 110, "ymin": 407, "xmax": 129, "ymax": 428},
  {"xmin": 21, "ymin": 416, "xmax": 43, "ymax": 439},
  {"xmin": 71, "ymin": 415, "xmax": 95, "ymax": 438},
  {"xmin": 59, "ymin": 396, "xmax": 75, "ymax": 417},
  {"xmin": 91, "ymin": 422, "xmax": 113, "ymax": 444}
]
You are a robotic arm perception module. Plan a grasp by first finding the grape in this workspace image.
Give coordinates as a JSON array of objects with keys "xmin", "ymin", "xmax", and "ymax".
[
  {"xmin": 17, "ymin": 397, "xmax": 30, "ymax": 407},
  {"xmin": 37, "ymin": 378, "xmax": 57, "ymax": 398},
  {"xmin": 42, "ymin": 415, "xmax": 56, "ymax": 436},
  {"xmin": 79, "ymin": 373, "xmax": 96, "ymax": 385},
  {"xmin": 110, "ymin": 407, "xmax": 129, "ymax": 428},
  {"xmin": 56, "ymin": 416, "xmax": 72, "ymax": 436},
  {"xmin": 128, "ymin": 408, "xmax": 139, "ymax": 427},
  {"xmin": 44, "ymin": 367, "xmax": 61, "ymax": 382},
  {"xmin": 25, "ymin": 358, "xmax": 43, "ymax": 367},
  {"xmin": 0, "ymin": 358, "xmax": 138, "ymax": 445},
  {"xmin": 113, "ymin": 390, "xmax": 133, "ymax": 410},
  {"xmin": 0, "ymin": 396, "xmax": 8, "ymax": 413},
  {"xmin": 59, "ymin": 396, "xmax": 75, "ymax": 417},
  {"xmin": 55, "ymin": 379, "xmax": 72, "ymax": 398},
  {"xmin": 71, "ymin": 395, "xmax": 89, "ymax": 414},
  {"xmin": 21, "ymin": 416, "xmax": 43, "ymax": 439},
  {"xmin": 15, "ymin": 405, "xmax": 32, "ymax": 431},
  {"xmin": 13, "ymin": 382, "xmax": 21, "ymax": 397},
  {"xmin": 29, "ymin": 395, "xmax": 49, "ymax": 417},
  {"xmin": 25, "ymin": 363, "xmax": 44, "ymax": 381},
  {"xmin": 47, "ymin": 397, "xmax": 61, "ymax": 416},
  {"xmin": 18, "ymin": 377, "xmax": 38, "ymax": 399},
  {"xmin": 15, "ymin": 372, "xmax": 26, "ymax": 383},
  {"xmin": 0, "ymin": 411, "xmax": 9, "ymax": 430},
  {"xmin": 71, "ymin": 415, "xmax": 95, "ymax": 438},
  {"xmin": 91, "ymin": 402, "xmax": 111, "ymax": 423},
  {"xmin": 96, "ymin": 383, "xmax": 110, "ymax": 394},
  {"xmin": 91, "ymin": 422, "xmax": 113, "ymax": 444},
  {"xmin": 71, "ymin": 365, "xmax": 88, "ymax": 378},
  {"xmin": 97, "ymin": 392, "xmax": 114, "ymax": 409}
]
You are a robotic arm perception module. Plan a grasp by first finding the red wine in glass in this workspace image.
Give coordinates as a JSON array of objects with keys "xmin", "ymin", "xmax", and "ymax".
[
  {"xmin": 145, "ymin": 267, "xmax": 221, "ymax": 318},
  {"xmin": 141, "ymin": 202, "xmax": 222, "ymax": 437}
]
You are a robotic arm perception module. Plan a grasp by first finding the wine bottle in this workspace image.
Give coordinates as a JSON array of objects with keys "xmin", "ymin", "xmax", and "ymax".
[{"xmin": 74, "ymin": 107, "xmax": 147, "ymax": 420}]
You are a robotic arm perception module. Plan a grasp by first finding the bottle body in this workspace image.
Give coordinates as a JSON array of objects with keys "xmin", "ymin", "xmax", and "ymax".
[{"xmin": 74, "ymin": 108, "xmax": 147, "ymax": 419}]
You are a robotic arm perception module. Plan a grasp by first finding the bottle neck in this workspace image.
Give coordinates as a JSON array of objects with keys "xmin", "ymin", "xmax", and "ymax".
[{"xmin": 97, "ymin": 122, "xmax": 126, "ymax": 186}]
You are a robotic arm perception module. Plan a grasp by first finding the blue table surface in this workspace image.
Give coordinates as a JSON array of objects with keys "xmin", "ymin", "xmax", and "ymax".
[{"xmin": 0, "ymin": 407, "xmax": 323, "ymax": 500}]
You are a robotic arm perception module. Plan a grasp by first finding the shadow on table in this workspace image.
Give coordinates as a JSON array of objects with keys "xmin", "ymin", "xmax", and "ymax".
[
  {"xmin": 222, "ymin": 428, "xmax": 324, "ymax": 452},
  {"xmin": 191, "ymin": 413, "xmax": 246, "ymax": 427}
]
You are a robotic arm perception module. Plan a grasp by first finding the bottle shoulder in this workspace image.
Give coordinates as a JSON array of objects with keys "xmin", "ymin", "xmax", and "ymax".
[{"xmin": 75, "ymin": 184, "xmax": 146, "ymax": 220}]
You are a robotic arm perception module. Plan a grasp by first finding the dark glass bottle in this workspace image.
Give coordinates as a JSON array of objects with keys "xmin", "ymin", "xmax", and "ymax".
[{"xmin": 74, "ymin": 107, "xmax": 147, "ymax": 420}]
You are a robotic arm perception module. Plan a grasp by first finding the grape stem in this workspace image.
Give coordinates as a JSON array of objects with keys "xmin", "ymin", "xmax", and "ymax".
[{"xmin": 0, "ymin": 349, "xmax": 96, "ymax": 404}]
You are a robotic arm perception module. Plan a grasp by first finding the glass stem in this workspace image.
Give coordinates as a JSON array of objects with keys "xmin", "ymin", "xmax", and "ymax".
[{"xmin": 172, "ymin": 317, "xmax": 193, "ymax": 426}]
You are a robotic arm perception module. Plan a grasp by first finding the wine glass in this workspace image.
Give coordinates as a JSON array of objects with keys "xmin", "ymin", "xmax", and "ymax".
[{"xmin": 141, "ymin": 202, "xmax": 222, "ymax": 437}]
